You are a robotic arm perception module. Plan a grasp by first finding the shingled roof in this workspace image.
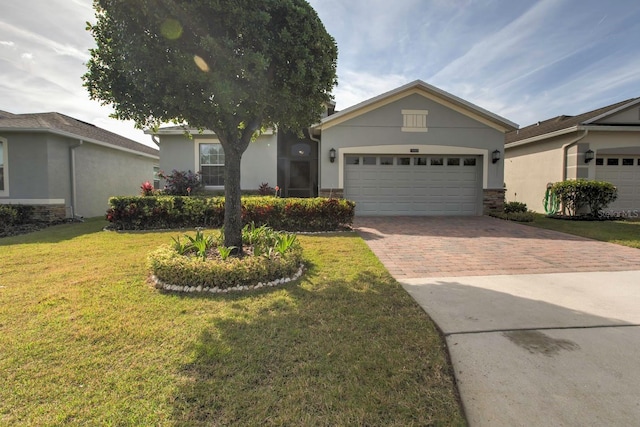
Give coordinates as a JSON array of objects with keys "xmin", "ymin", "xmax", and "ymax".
[
  {"xmin": 505, "ymin": 98, "xmax": 640, "ymax": 145},
  {"xmin": 0, "ymin": 110, "xmax": 158, "ymax": 157}
]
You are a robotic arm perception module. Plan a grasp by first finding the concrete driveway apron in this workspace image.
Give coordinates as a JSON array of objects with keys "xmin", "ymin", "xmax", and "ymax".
[{"xmin": 355, "ymin": 216, "xmax": 640, "ymax": 427}]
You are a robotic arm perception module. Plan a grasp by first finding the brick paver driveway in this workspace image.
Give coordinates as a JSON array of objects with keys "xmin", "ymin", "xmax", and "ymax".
[{"xmin": 355, "ymin": 216, "xmax": 640, "ymax": 278}]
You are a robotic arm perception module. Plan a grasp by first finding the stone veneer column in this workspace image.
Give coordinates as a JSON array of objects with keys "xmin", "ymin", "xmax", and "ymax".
[
  {"xmin": 483, "ymin": 189, "xmax": 505, "ymax": 214},
  {"xmin": 32, "ymin": 205, "xmax": 67, "ymax": 221},
  {"xmin": 319, "ymin": 189, "xmax": 344, "ymax": 198}
]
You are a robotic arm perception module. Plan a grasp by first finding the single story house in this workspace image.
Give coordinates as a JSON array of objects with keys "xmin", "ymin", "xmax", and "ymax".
[
  {"xmin": 505, "ymin": 98, "xmax": 640, "ymax": 214},
  {"xmin": 152, "ymin": 80, "xmax": 518, "ymax": 216},
  {"xmin": 0, "ymin": 111, "xmax": 159, "ymax": 219}
]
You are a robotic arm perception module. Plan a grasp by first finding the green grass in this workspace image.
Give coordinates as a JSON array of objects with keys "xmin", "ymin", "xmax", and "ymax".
[
  {"xmin": 528, "ymin": 214, "xmax": 640, "ymax": 249},
  {"xmin": 0, "ymin": 218, "xmax": 465, "ymax": 426}
]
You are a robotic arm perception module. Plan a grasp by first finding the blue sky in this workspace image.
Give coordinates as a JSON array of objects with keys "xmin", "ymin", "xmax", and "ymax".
[{"xmin": 1, "ymin": 0, "xmax": 640, "ymax": 147}]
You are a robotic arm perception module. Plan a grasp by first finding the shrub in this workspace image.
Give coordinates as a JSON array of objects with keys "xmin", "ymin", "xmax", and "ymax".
[
  {"xmin": 551, "ymin": 179, "xmax": 617, "ymax": 218},
  {"xmin": 504, "ymin": 201, "xmax": 527, "ymax": 214},
  {"xmin": 0, "ymin": 205, "xmax": 18, "ymax": 226},
  {"xmin": 106, "ymin": 196, "xmax": 355, "ymax": 231},
  {"xmin": 158, "ymin": 169, "xmax": 201, "ymax": 196},
  {"xmin": 489, "ymin": 211, "xmax": 535, "ymax": 222},
  {"xmin": 0, "ymin": 205, "xmax": 34, "ymax": 227},
  {"xmin": 148, "ymin": 227, "xmax": 303, "ymax": 291},
  {"xmin": 258, "ymin": 182, "xmax": 275, "ymax": 196}
]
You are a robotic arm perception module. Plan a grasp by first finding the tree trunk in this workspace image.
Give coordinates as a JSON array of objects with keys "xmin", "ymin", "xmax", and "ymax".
[{"xmin": 223, "ymin": 144, "xmax": 244, "ymax": 255}]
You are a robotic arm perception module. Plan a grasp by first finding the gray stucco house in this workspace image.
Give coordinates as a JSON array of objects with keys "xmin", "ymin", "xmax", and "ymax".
[
  {"xmin": 152, "ymin": 80, "xmax": 518, "ymax": 216},
  {"xmin": 0, "ymin": 111, "xmax": 159, "ymax": 219},
  {"xmin": 505, "ymin": 98, "xmax": 640, "ymax": 214}
]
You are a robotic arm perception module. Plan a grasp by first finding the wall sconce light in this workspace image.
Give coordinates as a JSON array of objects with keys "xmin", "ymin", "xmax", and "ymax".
[
  {"xmin": 584, "ymin": 149, "xmax": 595, "ymax": 163},
  {"xmin": 492, "ymin": 149, "xmax": 501, "ymax": 164},
  {"xmin": 329, "ymin": 148, "xmax": 336, "ymax": 163}
]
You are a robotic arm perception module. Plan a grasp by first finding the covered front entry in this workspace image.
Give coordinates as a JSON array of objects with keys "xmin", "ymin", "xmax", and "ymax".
[
  {"xmin": 277, "ymin": 131, "xmax": 318, "ymax": 198},
  {"xmin": 595, "ymin": 155, "xmax": 640, "ymax": 211},
  {"xmin": 345, "ymin": 154, "xmax": 482, "ymax": 216}
]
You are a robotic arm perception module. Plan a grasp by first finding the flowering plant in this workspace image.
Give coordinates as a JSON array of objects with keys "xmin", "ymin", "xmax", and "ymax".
[{"xmin": 140, "ymin": 181, "xmax": 154, "ymax": 196}]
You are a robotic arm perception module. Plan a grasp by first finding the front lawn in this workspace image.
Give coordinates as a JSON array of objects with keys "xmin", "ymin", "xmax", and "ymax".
[
  {"xmin": 528, "ymin": 214, "xmax": 640, "ymax": 249},
  {"xmin": 0, "ymin": 219, "xmax": 465, "ymax": 426}
]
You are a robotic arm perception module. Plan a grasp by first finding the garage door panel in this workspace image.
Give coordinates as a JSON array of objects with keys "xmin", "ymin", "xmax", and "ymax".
[
  {"xmin": 595, "ymin": 158, "xmax": 640, "ymax": 211},
  {"xmin": 346, "ymin": 155, "xmax": 481, "ymax": 216}
]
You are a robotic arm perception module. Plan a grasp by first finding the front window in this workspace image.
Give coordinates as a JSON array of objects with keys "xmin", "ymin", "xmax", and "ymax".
[
  {"xmin": 153, "ymin": 165, "xmax": 160, "ymax": 189},
  {"xmin": 200, "ymin": 143, "xmax": 225, "ymax": 186}
]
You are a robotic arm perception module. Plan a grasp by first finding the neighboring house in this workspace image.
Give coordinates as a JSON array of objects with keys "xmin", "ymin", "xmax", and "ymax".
[
  {"xmin": 152, "ymin": 80, "xmax": 517, "ymax": 216},
  {"xmin": 505, "ymin": 98, "xmax": 640, "ymax": 213},
  {"xmin": 0, "ymin": 111, "xmax": 159, "ymax": 219}
]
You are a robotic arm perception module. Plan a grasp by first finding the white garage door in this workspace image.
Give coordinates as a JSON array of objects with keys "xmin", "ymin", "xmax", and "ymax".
[
  {"xmin": 344, "ymin": 155, "xmax": 481, "ymax": 216},
  {"xmin": 595, "ymin": 156, "xmax": 640, "ymax": 211}
]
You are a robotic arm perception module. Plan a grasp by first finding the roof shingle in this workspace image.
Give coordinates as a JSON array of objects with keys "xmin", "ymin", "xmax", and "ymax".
[
  {"xmin": 0, "ymin": 110, "xmax": 158, "ymax": 157},
  {"xmin": 505, "ymin": 98, "xmax": 639, "ymax": 144}
]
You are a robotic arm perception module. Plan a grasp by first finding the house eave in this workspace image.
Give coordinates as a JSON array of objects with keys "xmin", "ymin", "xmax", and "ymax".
[
  {"xmin": 582, "ymin": 98, "xmax": 640, "ymax": 125},
  {"xmin": 505, "ymin": 124, "xmax": 640, "ymax": 149},
  {"xmin": 312, "ymin": 80, "xmax": 518, "ymax": 133},
  {"xmin": 146, "ymin": 127, "xmax": 275, "ymax": 136},
  {"xmin": 0, "ymin": 127, "xmax": 159, "ymax": 160},
  {"xmin": 505, "ymin": 126, "xmax": 580, "ymax": 149}
]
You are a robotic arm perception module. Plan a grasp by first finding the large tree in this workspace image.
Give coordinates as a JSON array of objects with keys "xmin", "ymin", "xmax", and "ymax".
[{"xmin": 84, "ymin": 0, "xmax": 337, "ymax": 252}]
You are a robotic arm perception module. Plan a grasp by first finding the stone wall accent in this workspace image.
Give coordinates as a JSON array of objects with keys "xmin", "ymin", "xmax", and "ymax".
[
  {"xmin": 30, "ymin": 205, "xmax": 67, "ymax": 222},
  {"xmin": 483, "ymin": 189, "xmax": 505, "ymax": 214},
  {"xmin": 319, "ymin": 188, "xmax": 344, "ymax": 198}
]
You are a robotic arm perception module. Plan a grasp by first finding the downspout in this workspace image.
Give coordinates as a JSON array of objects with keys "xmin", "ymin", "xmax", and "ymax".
[
  {"xmin": 561, "ymin": 129, "xmax": 589, "ymax": 181},
  {"xmin": 69, "ymin": 140, "xmax": 83, "ymax": 218}
]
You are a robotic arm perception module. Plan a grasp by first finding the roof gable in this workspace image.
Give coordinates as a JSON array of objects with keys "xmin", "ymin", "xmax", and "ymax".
[
  {"xmin": 313, "ymin": 80, "xmax": 518, "ymax": 133},
  {"xmin": 506, "ymin": 98, "xmax": 640, "ymax": 145},
  {"xmin": 0, "ymin": 111, "xmax": 158, "ymax": 157}
]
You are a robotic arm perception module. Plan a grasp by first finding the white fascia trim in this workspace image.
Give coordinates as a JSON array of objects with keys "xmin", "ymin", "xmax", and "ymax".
[
  {"xmin": 317, "ymin": 88, "xmax": 515, "ymax": 133},
  {"xmin": 505, "ymin": 126, "xmax": 579, "ymax": 149},
  {"xmin": 0, "ymin": 199, "xmax": 65, "ymax": 204},
  {"xmin": 0, "ymin": 128, "xmax": 159, "ymax": 160},
  {"xmin": 316, "ymin": 80, "xmax": 518, "ymax": 132},
  {"xmin": 506, "ymin": 124, "xmax": 640, "ymax": 150},
  {"xmin": 337, "ymin": 144, "xmax": 490, "ymax": 189},
  {"xmin": 148, "ymin": 128, "xmax": 275, "ymax": 136},
  {"xmin": 582, "ymin": 99, "xmax": 640, "ymax": 124},
  {"xmin": 578, "ymin": 125, "xmax": 640, "ymax": 132}
]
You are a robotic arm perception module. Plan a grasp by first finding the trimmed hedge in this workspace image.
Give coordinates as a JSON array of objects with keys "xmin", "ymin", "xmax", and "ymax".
[
  {"xmin": 0, "ymin": 205, "xmax": 34, "ymax": 227},
  {"xmin": 107, "ymin": 196, "xmax": 355, "ymax": 231},
  {"xmin": 148, "ymin": 244, "xmax": 303, "ymax": 290},
  {"xmin": 550, "ymin": 179, "xmax": 617, "ymax": 218},
  {"xmin": 489, "ymin": 211, "xmax": 535, "ymax": 222}
]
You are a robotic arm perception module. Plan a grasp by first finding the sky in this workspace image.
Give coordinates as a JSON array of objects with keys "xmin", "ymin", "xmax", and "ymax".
[{"xmin": 1, "ymin": 0, "xmax": 640, "ymax": 148}]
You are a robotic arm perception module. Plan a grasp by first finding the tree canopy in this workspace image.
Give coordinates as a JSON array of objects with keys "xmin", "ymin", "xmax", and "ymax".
[{"xmin": 84, "ymin": 0, "xmax": 338, "ymax": 250}]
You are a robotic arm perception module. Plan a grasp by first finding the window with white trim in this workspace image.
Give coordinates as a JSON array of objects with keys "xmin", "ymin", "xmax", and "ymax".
[
  {"xmin": 0, "ymin": 138, "xmax": 7, "ymax": 195},
  {"xmin": 153, "ymin": 165, "xmax": 160, "ymax": 189},
  {"xmin": 402, "ymin": 109, "xmax": 428, "ymax": 132},
  {"xmin": 199, "ymin": 143, "xmax": 225, "ymax": 187}
]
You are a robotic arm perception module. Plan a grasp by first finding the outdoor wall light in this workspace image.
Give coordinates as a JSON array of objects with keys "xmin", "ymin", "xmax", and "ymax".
[
  {"xmin": 492, "ymin": 149, "xmax": 501, "ymax": 163},
  {"xmin": 329, "ymin": 148, "xmax": 336, "ymax": 163},
  {"xmin": 584, "ymin": 149, "xmax": 595, "ymax": 163}
]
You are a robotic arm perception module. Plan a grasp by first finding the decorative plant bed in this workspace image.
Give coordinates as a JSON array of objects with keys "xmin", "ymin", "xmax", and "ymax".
[
  {"xmin": 147, "ymin": 225, "xmax": 304, "ymax": 294},
  {"xmin": 150, "ymin": 263, "xmax": 304, "ymax": 294}
]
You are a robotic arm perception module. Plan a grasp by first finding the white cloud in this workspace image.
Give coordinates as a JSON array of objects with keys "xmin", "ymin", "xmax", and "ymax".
[
  {"xmin": 333, "ymin": 70, "xmax": 409, "ymax": 110},
  {"xmin": 20, "ymin": 52, "xmax": 33, "ymax": 60},
  {"xmin": 0, "ymin": 21, "xmax": 89, "ymax": 61},
  {"xmin": 0, "ymin": 40, "xmax": 14, "ymax": 47}
]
